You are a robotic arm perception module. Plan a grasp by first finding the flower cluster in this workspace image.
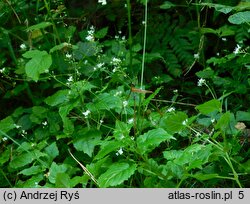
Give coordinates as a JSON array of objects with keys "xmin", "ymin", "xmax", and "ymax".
[
  {"xmin": 86, "ymin": 26, "xmax": 95, "ymax": 41},
  {"xmin": 98, "ymin": 0, "xmax": 107, "ymax": 5}
]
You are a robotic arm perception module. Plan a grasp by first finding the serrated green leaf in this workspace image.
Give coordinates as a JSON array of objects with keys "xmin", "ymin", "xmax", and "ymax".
[
  {"xmin": 95, "ymin": 27, "xmax": 108, "ymax": 39},
  {"xmin": 9, "ymin": 152, "xmax": 35, "ymax": 169},
  {"xmin": 98, "ymin": 162, "xmax": 137, "ymax": 187},
  {"xmin": 228, "ymin": 11, "xmax": 250, "ymax": 24},
  {"xmin": 26, "ymin": 22, "xmax": 53, "ymax": 31},
  {"xmin": 18, "ymin": 166, "xmax": 42, "ymax": 176},
  {"xmin": 200, "ymin": 3, "xmax": 233, "ymax": 14},
  {"xmin": 196, "ymin": 99, "xmax": 221, "ymax": 115},
  {"xmin": 73, "ymin": 129, "xmax": 102, "ymax": 157},
  {"xmin": 161, "ymin": 112, "xmax": 188, "ymax": 134},
  {"xmin": 136, "ymin": 128, "xmax": 175, "ymax": 154},
  {"xmin": 23, "ymin": 50, "xmax": 52, "ymax": 82},
  {"xmin": 45, "ymin": 90, "xmax": 69, "ymax": 106}
]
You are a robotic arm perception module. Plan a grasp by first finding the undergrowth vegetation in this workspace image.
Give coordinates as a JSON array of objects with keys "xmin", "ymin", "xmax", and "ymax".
[{"xmin": 0, "ymin": 0, "xmax": 250, "ymax": 188}]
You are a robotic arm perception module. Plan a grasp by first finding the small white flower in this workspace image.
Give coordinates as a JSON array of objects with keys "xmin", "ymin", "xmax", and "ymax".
[
  {"xmin": 142, "ymin": 21, "xmax": 146, "ymax": 25},
  {"xmin": 211, "ymin": 118, "xmax": 215, "ymax": 123},
  {"xmin": 2, "ymin": 137, "xmax": 8, "ymax": 141},
  {"xmin": 42, "ymin": 121, "xmax": 48, "ymax": 126},
  {"xmin": 0, "ymin": 68, "xmax": 6, "ymax": 73},
  {"xmin": 123, "ymin": 101, "xmax": 128, "ymax": 107},
  {"xmin": 128, "ymin": 118, "xmax": 134, "ymax": 124},
  {"xmin": 97, "ymin": 63, "xmax": 104, "ymax": 68},
  {"xmin": 98, "ymin": 0, "xmax": 107, "ymax": 5},
  {"xmin": 173, "ymin": 89, "xmax": 178, "ymax": 94},
  {"xmin": 120, "ymin": 134, "xmax": 125, "ymax": 140},
  {"xmin": 131, "ymin": 136, "xmax": 134, "ymax": 140},
  {"xmin": 115, "ymin": 148, "xmax": 123, "ymax": 156},
  {"xmin": 115, "ymin": 35, "xmax": 119, "ymax": 39},
  {"xmin": 233, "ymin": 44, "xmax": 241, "ymax": 54},
  {"xmin": 82, "ymin": 110, "xmax": 91, "ymax": 118},
  {"xmin": 14, "ymin": 124, "xmax": 21, "ymax": 129},
  {"xmin": 222, "ymin": 38, "xmax": 227, "ymax": 41},
  {"xmin": 86, "ymin": 35, "xmax": 94, "ymax": 41},
  {"xmin": 66, "ymin": 53, "xmax": 72, "ymax": 58},
  {"xmin": 20, "ymin": 43, "xmax": 27, "ymax": 50},
  {"xmin": 194, "ymin": 53, "xmax": 199, "ymax": 59},
  {"xmin": 114, "ymin": 91, "xmax": 122, "ymax": 96},
  {"xmin": 67, "ymin": 75, "xmax": 73, "ymax": 82},
  {"xmin": 167, "ymin": 107, "xmax": 175, "ymax": 113},
  {"xmin": 121, "ymin": 36, "xmax": 126, "ymax": 41},
  {"xmin": 182, "ymin": 119, "xmax": 188, "ymax": 126},
  {"xmin": 197, "ymin": 78, "xmax": 206, "ymax": 87},
  {"xmin": 111, "ymin": 57, "xmax": 122, "ymax": 66},
  {"xmin": 100, "ymin": 119, "xmax": 104, "ymax": 124}
]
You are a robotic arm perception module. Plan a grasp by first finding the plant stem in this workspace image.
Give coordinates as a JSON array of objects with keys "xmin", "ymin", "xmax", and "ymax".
[{"xmin": 126, "ymin": 0, "xmax": 133, "ymax": 75}]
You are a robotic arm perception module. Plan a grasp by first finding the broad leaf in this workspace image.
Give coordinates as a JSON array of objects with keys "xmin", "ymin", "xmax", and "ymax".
[
  {"xmin": 195, "ymin": 99, "xmax": 221, "ymax": 115},
  {"xmin": 228, "ymin": 11, "xmax": 250, "ymax": 24},
  {"xmin": 45, "ymin": 90, "xmax": 70, "ymax": 106},
  {"xmin": 136, "ymin": 128, "xmax": 175, "ymax": 154},
  {"xmin": 23, "ymin": 50, "xmax": 52, "ymax": 82},
  {"xmin": 98, "ymin": 162, "xmax": 137, "ymax": 187}
]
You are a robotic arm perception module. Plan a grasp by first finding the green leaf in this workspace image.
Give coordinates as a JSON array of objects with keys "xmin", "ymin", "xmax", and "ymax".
[
  {"xmin": 136, "ymin": 128, "xmax": 175, "ymax": 154},
  {"xmin": 94, "ymin": 140, "xmax": 121, "ymax": 161},
  {"xmin": 195, "ymin": 99, "xmax": 221, "ymax": 115},
  {"xmin": 23, "ymin": 50, "xmax": 52, "ymax": 82},
  {"xmin": 161, "ymin": 112, "xmax": 188, "ymax": 134},
  {"xmin": 18, "ymin": 166, "xmax": 42, "ymax": 176},
  {"xmin": 73, "ymin": 128, "xmax": 102, "ymax": 157},
  {"xmin": 55, "ymin": 172, "xmax": 71, "ymax": 187},
  {"xmin": 228, "ymin": 11, "xmax": 250, "ymax": 24},
  {"xmin": 191, "ymin": 173, "xmax": 219, "ymax": 181},
  {"xmin": 98, "ymin": 162, "xmax": 137, "ymax": 187},
  {"xmin": 26, "ymin": 22, "xmax": 53, "ymax": 31},
  {"xmin": 0, "ymin": 116, "xmax": 15, "ymax": 135},
  {"xmin": 49, "ymin": 42, "xmax": 75, "ymax": 53},
  {"xmin": 48, "ymin": 162, "xmax": 68, "ymax": 184},
  {"xmin": 95, "ymin": 27, "xmax": 108, "ymax": 39},
  {"xmin": 45, "ymin": 142, "xmax": 59, "ymax": 161},
  {"xmin": 0, "ymin": 148, "xmax": 10, "ymax": 165},
  {"xmin": 195, "ymin": 68, "xmax": 215, "ymax": 79},
  {"xmin": 200, "ymin": 3, "xmax": 233, "ymax": 14},
  {"xmin": 9, "ymin": 152, "xmax": 35, "ymax": 169},
  {"xmin": 160, "ymin": 1, "xmax": 176, "ymax": 9},
  {"xmin": 45, "ymin": 90, "xmax": 69, "ymax": 106},
  {"xmin": 215, "ymin": 111, "xmax": 231, "ymax": 131},
  {"xmin": 236, "ymin": 111, "xmax": 250, "ymax": 122}
]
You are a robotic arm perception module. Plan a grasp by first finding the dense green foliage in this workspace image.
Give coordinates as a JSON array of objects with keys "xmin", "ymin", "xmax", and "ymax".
[{"xmin": 0, "ymin": 0, "xmax": 250, "ymax": 188}]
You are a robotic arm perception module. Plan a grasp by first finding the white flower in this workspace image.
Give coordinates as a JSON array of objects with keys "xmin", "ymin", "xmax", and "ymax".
[
  {"xmin": 0, "ymin": 68, "xmax": 6, "ymax": 73},
  {"xmin": 233, "ymin": 44, "xmax": 241, "ymax": 54},
  {"xmin": 14, "ymin": 124, "xmax": 21, "ymax": 129},
  {"xmin": 86, "ymin": 35, "xmax": 94, "ymax": 41},
  {"xmin": 120, "ymin": 134, "xmax": 125, "ymax": 140},
  {"xmin": 131, "ymin": 136, "xmax": 134, "ymax": 140},
  {"xmin": 173, "ymin": 89, "xmax": 178, "ymax": 94},
  {"xmin": 211, "ymin": 118, "xmax": 215, "ymax": 123},
  {"xmin": 66, "ymin": 53, "xmax": 72, "ymax": 58},
  {"xmin": 42, "ymin": 121, "xmax": 48, "ymax": 126},
  {"xmin": 111, "ymin": 57, "xmax": 121, "ymax": 66},
  {"xmin": 194, "ymin": 53, "xmax": 199, "ymax": 59},
  {"xmin": 142, "ymin": 21, "xmax": 146, "ymax": 25},
  {"xmin": 167, "ymin": 107, "xmax": 175, "ymax": 113},
  {"xmin": 2, "ymin": 137, "xmax": 8, "ymax": 141},
  {"xmin": 20, "ymin": 43, "xmax": 27, "ymax": 50},
  {"xmin": 97, "ymin": 63, "xmax": 104, "ymax": 68},
  {"xmin": 182, "ymin": 119, "xmax": 188, "ymax": 126},
  {"xmin": 115, "ymin": 148, "xmax": 123, "ymax": 156},
  {"xmin": 86, "ymin": 26, "xmax": 95, "ymax": 41},
  {"xmin": 197, "ymin": 78, "xmax": 206, "ymax": 87},
  {"xmin": 100, "ymin": 119, "xmax": 104, "ymax": 124},
  {"xmin": 222, "ymin": 38, "xmax": 227, "ymax": 41},
  {"xmin": 98, "ymin": 0, "xmax": 107, "ymax": 5},
  {"xmin": 123, "ymin": 101, "xmax": 128, "ymax": 107},
  {"xmin": 82, "ymin": 110, "xmax": 91, "ymax": 118},
  {"xmin": 128, "ymin": 118, "xmax": 134, "ymax": 124},
  {"xmin": 67, "ymin": 76, "xmax": 73, "ymax": 82},
  {"xmin": 114, "ymin": 91, "xmax": 122, "ymax": 96}
]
